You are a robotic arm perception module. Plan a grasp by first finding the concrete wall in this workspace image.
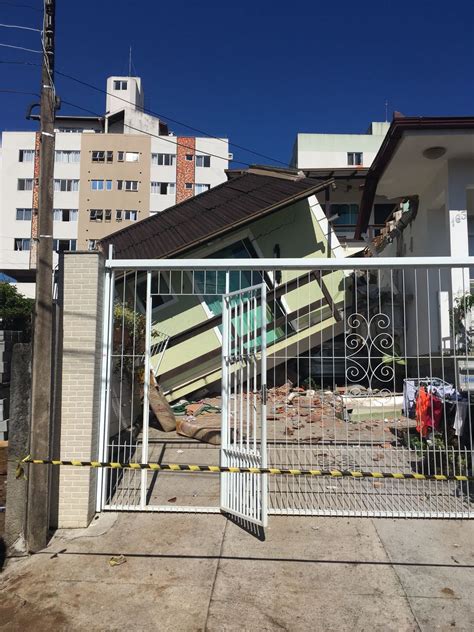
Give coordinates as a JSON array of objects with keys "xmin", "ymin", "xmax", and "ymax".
[
  {"xmin": 77, "ymin": 133, "xmax": 151, "ymax": 249},
  {"xmin": 57, "ymin": 252, "xmax": 104, "ymax": 528}
]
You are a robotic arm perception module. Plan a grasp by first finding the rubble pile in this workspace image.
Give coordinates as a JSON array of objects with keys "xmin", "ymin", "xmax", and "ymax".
[{"xmin": 266, "ymin": 382, "xmax": 344, "ymax": 435}]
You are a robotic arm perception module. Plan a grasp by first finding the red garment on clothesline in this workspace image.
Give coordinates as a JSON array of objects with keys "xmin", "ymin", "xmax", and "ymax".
[{"xmin": 416, "ymin": 386, "xmax": 442, "ymax": 436}]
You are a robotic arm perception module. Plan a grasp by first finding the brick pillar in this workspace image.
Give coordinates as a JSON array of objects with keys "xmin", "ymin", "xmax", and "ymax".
[
  {"xmin": 57, "ymin": 252, "xmax": 104, "ymax": 528},
  {"xmin": 176, "ymin": 136, "xmax": 195, "ymax": 203}
]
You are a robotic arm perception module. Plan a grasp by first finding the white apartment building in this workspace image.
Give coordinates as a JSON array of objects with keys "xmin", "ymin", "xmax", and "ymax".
[
  {"xmin": 291, "ymin": 121, "xmax": 393, "ymax": 253},
  {"xmin": 0, "ymin": 75, "xmax": 229, "ymax": 297}
]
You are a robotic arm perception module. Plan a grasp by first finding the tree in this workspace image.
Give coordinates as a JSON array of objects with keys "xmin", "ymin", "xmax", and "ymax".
[{"xmin": 0, "ymin": 282, "xmax": 34, "ymax": 340}]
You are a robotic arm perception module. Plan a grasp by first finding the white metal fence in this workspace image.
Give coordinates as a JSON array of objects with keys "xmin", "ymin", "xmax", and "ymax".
[{"xmin": 97, "ymin": 257, "xmax": 474, "ymax": 519}]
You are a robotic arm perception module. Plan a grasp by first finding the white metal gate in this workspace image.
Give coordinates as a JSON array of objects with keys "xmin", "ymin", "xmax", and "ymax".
[
  {"xmin": 220, "ymin": 283, "xmax": 268, "ymax": 526},
  {"xmin": 98, "ymin": 257, "xmax": 474, "ymax": 520}
]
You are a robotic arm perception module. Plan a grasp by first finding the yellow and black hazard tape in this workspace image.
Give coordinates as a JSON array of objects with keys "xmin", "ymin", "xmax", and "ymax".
[{"xmin": 16, "ymin": 455, "xmax": 474, "ymax": 482}]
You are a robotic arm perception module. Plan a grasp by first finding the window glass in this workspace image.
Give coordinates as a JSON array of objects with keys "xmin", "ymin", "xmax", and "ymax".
[
  {"xmin": 18, "ymin": 179, "xmax": 34, "ymax": 191},
  {"xmin": 330, "ymin": 204, "xmax": 359, "ymax": 226},
  {"xmin": 196, "ymin": 155, "xmax": 211, "ymax": 168},
  {"xmin": 19, "ymin": 149, "xmax": 35, "ymax": 162},
  {"xmin": 195, "ymin": 183, "xmax": 210, "ymax": 195},
  {"xmin": 16, "ymin": 208, "xmax": 32, "ymax": 221}
]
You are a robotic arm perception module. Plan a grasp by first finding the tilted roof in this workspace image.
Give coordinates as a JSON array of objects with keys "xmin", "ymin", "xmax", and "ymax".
[{"xmin": 100, "ymin": 169, "xmax": 333, "ymax": 259}]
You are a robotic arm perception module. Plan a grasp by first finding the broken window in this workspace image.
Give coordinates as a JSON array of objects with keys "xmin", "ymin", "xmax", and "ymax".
[{"xmin": 196, "ymin": 155, "xmax": 211, "ymax": 168}]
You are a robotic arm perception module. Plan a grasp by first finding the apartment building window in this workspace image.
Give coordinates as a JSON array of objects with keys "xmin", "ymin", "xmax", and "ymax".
[
  {"xmin": 347, "ymin": 152, "xmax": 363, "ymax": 166},
  {"xmin": 17, "ymin": 178, "xmax": 34, "ymax": 191},
  {"xmin": 55, "ymin": 150, "xmax": 80, "ymax": 163},
  {"xmin": 151, "ymin": 181, "xmax": 175, "ymax": 195},
  {"xmin": 125, "ymin": 152, "xmax": 139, "ymax": 162},
  {"xmin": 19, "ymin": 149, "xmax": 35, "ymax": 162},
  {"xmin": 330, "ymin": 203, "xmax": 359, "ymax": 226},
  {"xmin": 92, "ymin": 150, "xmax": 113, "ymax": 163},
  {"xmin": 196, "ymin": 155, "xmax": 211, "ymax": 168},
  {"xmin": 117, "ymin": 180, "xmax": 139, "ymax": 191},
  {"xmin": 53, "ymin": 209, "xmax": 78, "ymax": 222},
  {"xmin": 151, "ymin": 153, "xmax": 176, "ymax": 166},
  {"xmin": 14, "ymin": 238, "xmax": 31, "ymax": 251},
  {"xmin": 185, "ymin": 183, "xmax": 193, "ymax": 190},
  {"xmin": 54, "ymin": 179, "xmax": 79, "ymax": 192},
  {"xmin": 87, "ymin": 239, "xmax": 98, "ymax": 251},
  {"xmin": 195, "ymin": 183, "xmax": 210, "ymax": 195},
  {"xmin": 53, "ymin": 239, "xmax": 77, "ymax": 252},
  {"xmin": 114, "ymin": 80, "xmax": 128, "ymax": 90},
  {"xmin": 116, "ymin": 210, "xmax": 137, "ymax": 221},
  {"xmin": 185, "ymin": 154, "xmax": 193, "ymax": 161},
  {"xmin": 89, "ymin": 209, "xmax": 104, "ymax": 222},
  {"xmin": 16, "ymin": 208, "xmax": 32, "ymax": 221},
  {"xmin": 91, "ymin": 179, "xmax": 113, "ymax": 191}
]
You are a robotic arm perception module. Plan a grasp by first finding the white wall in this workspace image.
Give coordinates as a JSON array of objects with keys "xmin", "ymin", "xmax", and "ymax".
[
  {"xmin": 0, "ymin": 132, "xmax": 80, "ymax": 282},
  {"xmin": 293, "ymin": 122, "xmax": 389, "ymax": 169}
]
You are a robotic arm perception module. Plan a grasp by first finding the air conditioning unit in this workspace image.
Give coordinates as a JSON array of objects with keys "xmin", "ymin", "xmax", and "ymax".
[{"xmin": 228, "ymin": 153, "xmax": 234, "ymax": 161}]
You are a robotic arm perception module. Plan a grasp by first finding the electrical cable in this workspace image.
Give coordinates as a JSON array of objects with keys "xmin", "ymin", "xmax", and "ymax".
[
  {"xmin": 55, "ymin": 69, "xmax": 288, "ymax": 166},
  {"xmin": 0, "ymin": 58, "xmax": 288, "ymax": 167},
  {"xmin": 60, "ymin": 99, "xmax": 250, "ymax": 166},
  {"xmin": 0, "ymin": 22, "xmax": 41, "ymax": 32},
  {"xmin": 0, "ymin": 41, "xmax": 41, "ymax": 52}
]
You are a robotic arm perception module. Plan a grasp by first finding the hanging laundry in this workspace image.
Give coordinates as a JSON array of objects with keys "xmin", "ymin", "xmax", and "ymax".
[
  {"xmin": 453, "ymin": 399, "xmax": 469, "ymax": 437},
  {"xmin": 416, "ymin": 387, "xmax": 442, "ymax": 436}
]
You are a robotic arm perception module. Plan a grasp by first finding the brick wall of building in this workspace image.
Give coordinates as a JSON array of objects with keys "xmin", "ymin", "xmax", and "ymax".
[
  {"xmin": 57, "ymin": 252, "xmax": 104, "ymax": 528},
  {"xmin": 176, "ymin": 137, "xmax": 195, "ymax": 203}
]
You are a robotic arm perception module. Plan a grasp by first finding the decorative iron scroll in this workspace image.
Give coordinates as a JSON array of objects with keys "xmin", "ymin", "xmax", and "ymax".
[{"xmin": 345, "ymin": 312, "xmax": 395, "ymax": 387}]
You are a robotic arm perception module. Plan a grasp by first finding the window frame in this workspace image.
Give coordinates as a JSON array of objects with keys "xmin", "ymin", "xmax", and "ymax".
[
  {"xmin": 347, "ymin": 152, "xmax": 363, "ymax": 166},
  {"xmin": 196, "ymin": 155, "xmax": 211, "ymax": 168},
  {"xmin": 19, "ymin": 149, "xmax": 35, "ymax": 163},
  {"xmin": 16, "ymin": 208, "xmax": 32, "ymax": 221},
  {"xmin": 17, "ymin": 178, "xmax": 34, "ymax": 191}
]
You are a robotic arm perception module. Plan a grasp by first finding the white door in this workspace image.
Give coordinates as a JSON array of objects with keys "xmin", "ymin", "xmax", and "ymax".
[{"xmin": 220, "ymin": 283, "xmax": 268, "ymax": 527}]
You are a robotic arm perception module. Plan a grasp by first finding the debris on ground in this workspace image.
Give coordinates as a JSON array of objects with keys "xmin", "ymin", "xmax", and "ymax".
[{"xmin": 109, "ymin": 554, "xmax": 127, "ymax": 567}]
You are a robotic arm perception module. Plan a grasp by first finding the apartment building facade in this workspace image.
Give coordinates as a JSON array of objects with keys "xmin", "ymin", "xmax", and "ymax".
[
  {"xmin": 0, "ymin": 75, "xmax": 230, "ymax": 296},
  {"xmin": 290, "ymin": 121, "xmax": 394, "ymax": 253}
]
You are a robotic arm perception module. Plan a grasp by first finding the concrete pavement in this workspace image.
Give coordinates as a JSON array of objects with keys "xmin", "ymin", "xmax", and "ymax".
[{"xmin": 1, "ymin": 513, "xmax": 473, "ymax": 631}]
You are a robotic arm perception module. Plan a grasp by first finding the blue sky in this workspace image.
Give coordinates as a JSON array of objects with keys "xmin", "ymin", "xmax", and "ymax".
[{"xmin": 1, "ymin": 0, "xmax": 473, "ymax": 166}]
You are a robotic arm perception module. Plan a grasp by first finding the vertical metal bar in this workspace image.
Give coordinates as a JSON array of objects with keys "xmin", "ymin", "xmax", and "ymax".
[
  {"xmin": 140, "ymin": 270, "xmax": 152, "ymax": 509},
  {"xmin": 260, "ymin": 281, "xmax": 268, "ymax": 526},
  {"xmin": 220, "ymin": 271, "xmax": 230, "ymax": 510}
]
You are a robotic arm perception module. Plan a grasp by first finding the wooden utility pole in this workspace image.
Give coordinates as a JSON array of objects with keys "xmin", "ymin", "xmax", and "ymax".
[{"xmin": 27, "ymin": 0, "xmax": 56, "ymax": 552}]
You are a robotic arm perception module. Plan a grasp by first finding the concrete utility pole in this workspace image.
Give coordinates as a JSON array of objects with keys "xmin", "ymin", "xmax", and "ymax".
[{"xmin": 27, "ymin": 0, "xmax": 56, "ymax": 552}]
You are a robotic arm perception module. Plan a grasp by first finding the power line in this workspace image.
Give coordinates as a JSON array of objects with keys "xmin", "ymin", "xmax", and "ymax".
[
  {"xmin": 0, "ymin": 88, "xmax": 39, "ymax": 95},
  {"xmin": 55, "ymin": 69, "xmax": 288, "ymax": 166},
  {"xmin": 0, "ymin": 58, "xmax": 286, "ymax": 167},
  {"xmin": 0, "ymin": 22, "xmax": 41, "ymax": 32},
  {"xmin": 0, "ymin": 41, "xmax": 41, "ymax": 52},
  {"xmin": 60, "ymin": 99, "xmax": 250, "ymax": 166}
]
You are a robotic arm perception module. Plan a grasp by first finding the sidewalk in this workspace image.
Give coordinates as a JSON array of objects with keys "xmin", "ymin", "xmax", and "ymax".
[{"xmin": 1, "ymin": 513, "xmax": 473, "ymax": 631}]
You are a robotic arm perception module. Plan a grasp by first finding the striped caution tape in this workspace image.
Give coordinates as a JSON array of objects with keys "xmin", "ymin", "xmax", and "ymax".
[{"xmin": 16, "ymin": 455, "xmax": 474, "ymax": 482}]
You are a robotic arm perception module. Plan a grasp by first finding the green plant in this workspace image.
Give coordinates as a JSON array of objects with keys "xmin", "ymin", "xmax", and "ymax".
[
  {"xmin": 450, "ymin": 292, "xmax": 474, "ymax": 349},
  {"xmin": 0, "ymin": 282, "xmax": 34, "ymax": 340},
  {"xmin": 113, "ymin": 302, "xmax": 158, "ymax": 376}
]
